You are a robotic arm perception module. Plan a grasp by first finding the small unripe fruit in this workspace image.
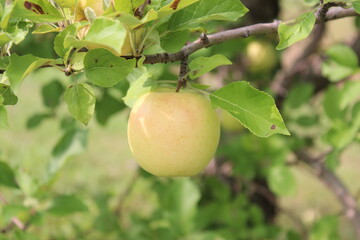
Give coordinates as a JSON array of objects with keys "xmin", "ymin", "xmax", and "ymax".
[
  {"xmin": 245, "ymin": 40, "xmax": 277, "ymax": 73},
  {"xmin": 127, "ymin": 88, "xmax": 220, "ymax": 177}
]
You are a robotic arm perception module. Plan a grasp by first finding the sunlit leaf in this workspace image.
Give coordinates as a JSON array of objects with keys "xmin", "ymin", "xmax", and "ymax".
[
  {"xmin": 268, "ymin": 165, "xmax": 296, "ymax": 196},
  {"xmin": 6, "ymin": 54, "xmax": 60, "ymax": 92},
  {"xmin": 162, "ymin": 0, "xmax": 248, "ymax": 31},
  {"xmin": 84, "ymin": 48, "xmax": 136, "ymax": 87},
  {"xmin": 189, "ymin": 54, "xmax": 232, "ymax": 79},
  {"xmin": 0, "ymin": 83, "xmax": 18, "ymax": 105},
  {"xmin": 123, "ymin": 66, "xmax": 155, "ymax": 107},
  {"xmin": 321, "ymin": 44, "xmax": 359, "ymax": 82},
  {"xmin": 47, "ymin": 128, "xmax": 88, "ymax": 178},
  {"xmin": 48, "ymin": 195, "xmax": 88, "ymax": 216},
  {"xmin": 64, "ymin": 83, "xmax": 95, "ymax": 125},
  {"xmin": 0, "ymin": 161, "xmax": 19, "ymax": 188},
  {"xmin": 276, "ymin": 12, "xmax": 316, "ymax": 50},
  {"xmin": 210, "ymin": 82, "xmax": 290, "ymax": 137}
]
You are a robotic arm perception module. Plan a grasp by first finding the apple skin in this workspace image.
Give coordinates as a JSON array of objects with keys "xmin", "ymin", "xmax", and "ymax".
[
  {"xmin": 127, "ymin": 89, "xmax": 220, "ymax": 177},
  {"xmin": 245, "ymin": 40, "xmax": 277, "ymax": 73},
  {"xmin": 219, "ymin": 110, "xmax": 244, "ymax": 132}
]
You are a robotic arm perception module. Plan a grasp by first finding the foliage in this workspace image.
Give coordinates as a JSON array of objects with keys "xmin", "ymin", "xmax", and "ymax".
[{"xmin": 0, "ymin": 0, "xmax": 359, "ymax": 239}]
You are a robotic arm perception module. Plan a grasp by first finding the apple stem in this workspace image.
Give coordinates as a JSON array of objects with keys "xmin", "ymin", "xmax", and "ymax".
[{"xmin": 176, "ymin": 55, "xmax": 189, "ymax": 92}]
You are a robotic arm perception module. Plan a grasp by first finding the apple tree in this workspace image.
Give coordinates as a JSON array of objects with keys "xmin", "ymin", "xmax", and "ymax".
[{"xmin": 0, "ymin": 0, "xmax": 360, "ymax": 239}]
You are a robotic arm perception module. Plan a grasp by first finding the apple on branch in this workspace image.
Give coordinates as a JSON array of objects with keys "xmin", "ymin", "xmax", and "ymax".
[{"xmin": 127, "ymin": 88, "xmax": 220, "ymax": 177}]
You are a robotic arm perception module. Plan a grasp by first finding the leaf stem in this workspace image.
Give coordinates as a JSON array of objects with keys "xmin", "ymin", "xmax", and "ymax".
[{"xmin": 138, "ymin": 21, "xmax": 159, "ymax": 54}]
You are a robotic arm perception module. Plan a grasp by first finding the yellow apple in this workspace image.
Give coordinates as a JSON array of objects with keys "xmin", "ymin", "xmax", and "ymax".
[
  {"xmin": 219, "ymin": 110, "xmax": 244, "ymax": 132},
  {"xmin": 245, "ymin": 40, "xmax": 277, "ymax": 73},
  {"xmin": 127, "ymin": 88, "xmax": 220, "ymax": 177}
]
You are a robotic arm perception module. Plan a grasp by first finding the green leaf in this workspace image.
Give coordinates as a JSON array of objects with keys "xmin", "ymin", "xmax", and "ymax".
[
  {"xmin": 114, "ymin": 9, "xmax": 158, "ymax": 29},
  {"xmin": 0, "ymin": 32, "xmax": 12, "ymax": 46},
  {"xmin": 340, "ymin": 81, "xmax": 360, "ymax": 109},
  {"xmin": 0, "ymin": 2, "xmax": 15, "ymax": 29},
  {"xmin": 0, "ymin": 56, "xmax": 10, "ymax": 70},
  {"xmin": 210, "ymin": 81, "xmax": 290, "ymax": 137},
  {"xmin": 64, "ymin": 83, "xmax": 96, "ymax": 125},
  {"xmin": 32, "ymin": 24, "xmax": 61, "ymax": 34},
  {"xmin": 12, "ymin": 0, "xmax": 64, "ymax": 22},
  {"xmin": 47, "ymin": 128, "xmax": 88, "ymax": 178},
  {"xmin": 0, "ymin": 20, "xmax": 33, "ymax": 46},
  {"xmin": 284, "ymin": 82, "xmax": 314, "ymax": 109},
  {"xmin": 324, "ymin": 102, "xmax": 360, "ymax": 150},
  {"xmin": 276, "ymin": 12, "xmax": 316, "ymax": 50},
  {"xmin": 322, "ymin": 86, "xmax": 343, "ymax": 121},
  {"xmin": 0, "ymin": 105, "xmax": 9, "ymax": 128},
  {"xmin": 189, "ymin": 54, "xmax": 232, "ymax": 79},
  {"xmin": 268, "ymin": 165, "xmax": 296, "ymax": 196},
  {"xmin": 54, "ymin": 23, "xmax": 78, "ymax": 58},
  {"xmin": 26, "ymin": 113, "xmax": 51, "ymax": 129},
  {"xmin": 42, "ymin": 79, "xmax": 64, "ymax": 108},
  {"xmin": 113, "ymin": 0, "xmax": 144, "ymax": 13},
  {"xmin": 1, "ymin": 205, "xmax": 29, "ymax": 223},
  {"xmin": 156, "ymin": 178, "xmax": 200, "ymax": 234},
  {"xmin": 6, "ymin": 54, "xmax": 59, "ymax": 92},
  {"xmin": 157, "ymin": 0, "xmax": 200, "ymax": 18},
  {"xmin": 71, "ymin": 52, "xmax": 86, "ymax": 71},
  {"xmin": 353, "ymin": 1, "xmax": 360, "ymax": 14},
  {"xmin": 160, "ymin": 29, "xmax": 189, "ymax": 53},
  {"xmin": 55, "ymin": 0, "xmax": 77, "ymax": 8},
  {"xmin": 0, "ymin": 161, "xmax": 19, "ymax": 188},
  {"xmin": 0, "ymin": 83, "xmax": 18, "ymax": 105},
  {"xmin": 48, "ymin": 195, "xmax": 88, "ymax": 216},
  {"xmin": 17, "ymin": 170, "xmax": 39, "ymax": 196},
  {"xmin": 324, "ymin": 121, "xmax": 360, "ymax": 150},
  {"xmin": 84, "ymin": 48, "xmax": 136, "ymax": 87},
  {"xmin": 309, "ymin": 216, "xmax": 339, "ymax": 240},
  {"xmin": 96, "ymin": 89, "xmax": 126, "ymax": 126},
  {"xmin": 64, "ymin": 18, "xmax": 127, "ymax": 55},
  {"xmin": 321, "ymin": 44, "xmax": 359, "ymax": 82},
  {"xmin": 163, "ymin": 0, "xmax": 248, "ymax": 31},
  {"xmin": 325, "ymin": 150, "xmax": 340, "ymax": 171},
  {"xmin": 123, "ymin": 67, "xmax": 155, "ymax": 107},
  {"xmin": 189, "ymin": 83, "xmax": 210, "ymax": 90}
]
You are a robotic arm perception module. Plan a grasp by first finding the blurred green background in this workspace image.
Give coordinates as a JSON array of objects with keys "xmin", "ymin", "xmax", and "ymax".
[{"xmin": 1, "ymin": 0, "xmax": 360, "ymax": 239}]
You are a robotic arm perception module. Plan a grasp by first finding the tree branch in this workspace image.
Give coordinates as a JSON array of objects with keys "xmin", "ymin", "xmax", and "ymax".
[
  {"xmin": 0, "ymin": 7, "xmax": 356, "ymax": 76},
  {"xmin": 176, "ymin": 55, "xmax": 189, "ymax": 92},
  {"xmin": 134, "ymin": 0, "xmax": 151, "ymax": 18},
  {"xmin": 143, "ymin": 7, "xmax": 358, "ymax": 64},
  {"xmin": 296, "ymin": 150, "xmax": 360, "ymax": 240}
]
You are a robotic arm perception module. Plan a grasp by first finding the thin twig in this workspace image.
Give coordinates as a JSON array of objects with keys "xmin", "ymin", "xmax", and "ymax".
[
  {"xmin": 143, "ymin": 7, "xmax": 358, "ymax": 64},
  {"xmin": 176, "ymin": 55, "xmax": 189, "ymax": 92},
  {"xmin": 134, "ymin": 0, "xmax": 151, "ymax": 18},
  {"xmin": 296, "ymin": 150, "xmax": 360, "ymax": 240},
  {"xmin": 0, "ymin": 7, "xmax": 356, "ymax": 75},
  {"xmin": 114, "ymin": 173, "xmax": 138, "ymax": 217}
]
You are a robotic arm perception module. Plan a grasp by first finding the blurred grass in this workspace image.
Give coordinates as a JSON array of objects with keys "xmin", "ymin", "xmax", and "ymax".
[{"xmin": 0, "ymin": 68, "xmax": 136, "ymax": 197}]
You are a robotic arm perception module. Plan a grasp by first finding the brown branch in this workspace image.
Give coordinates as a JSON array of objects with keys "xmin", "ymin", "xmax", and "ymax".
[
  {"xmin": 296, "ymin": 150, "xmax": 360, "ymax": 240},
  {"xmin": 134, "ymin": 0, "xmax": 151, "ymax": 18},
  {"xmin": 143, "ymin": 7, "xmax": 358, "ymax": 64},
  {"xmin": 0, "ymin": 7, "xmax": 357, "ymax": 76},
  {"xmin": 176, "ymin": 55, "xmax": 189, "ymax": 92},
  {"xmin": 317, "ymin": 2, "xmax": 347, "ymax": 21},
  {"xmin": 270, "ymin": 3, "xmax": 349, "ymax": 99}
]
